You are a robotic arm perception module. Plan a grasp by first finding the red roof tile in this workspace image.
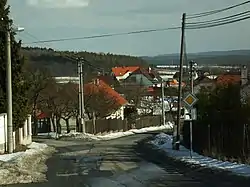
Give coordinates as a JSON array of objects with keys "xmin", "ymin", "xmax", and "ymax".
[
  {"xmin": 36, "ymin": 112, "xmax": 49, "ymax": 119},
  {"xmin": 112, "ymin": 66, "xmax": 140, "ymax": 77}
]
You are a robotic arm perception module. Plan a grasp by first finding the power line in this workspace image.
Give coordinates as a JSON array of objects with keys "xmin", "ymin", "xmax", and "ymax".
[
  {"xmin": 186, "ymin": 0, "xmax": 250, "ymax": 19},
  {"xmin": 187, "ymin": 14, "xmax": 250, "ymax": 29},
  {"xmin": 60, "ymin": 52, "xmax": 105, "ymax": 71},
  {"xmin": 23, "ymin": 31, "xmax": 40, "ymax": 41},
  {"xmin": 23, "ymin": 26, "xmax": 180, "ymax": 45},
  {"xmin": 22, "ymin": 13, "xmax": 250, "ymax": 46},
  {"xmin": 187, "ymin": 11, "xmax": 250, "ymax": 25}
]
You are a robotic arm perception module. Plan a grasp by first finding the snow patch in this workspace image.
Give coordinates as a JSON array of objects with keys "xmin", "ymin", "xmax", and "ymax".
[
  {"xmin": 0, "ymin": 142, "xmax": 55, "ymax": 185},
  {"xmin": 59, "ymin": 122, "xmax": 174, "ymax": 141},
  {"xmin": 150, "ymin": 133, "xmax": 250, "ymax": 177}
]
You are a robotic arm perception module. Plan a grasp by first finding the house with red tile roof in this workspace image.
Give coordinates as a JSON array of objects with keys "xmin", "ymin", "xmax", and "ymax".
[
  {"xmin": 113, "ymin": 66, "xmax": 163, "ymax": 88},
  {"xmin": 84, "ymin": 79, "xmax": 128, "ymax": 119},
  {"xmin": 112, "ymin": 66, "xmax": 140, "ymax": 81},
  {"xmin": 124, "ymin": 67, "xmax": 162, "ymax": 86}
]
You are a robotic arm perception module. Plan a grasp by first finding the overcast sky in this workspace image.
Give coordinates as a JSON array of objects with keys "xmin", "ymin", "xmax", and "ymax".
[{"xmin": 8, "ymin": 0, "xmax": 250, "ymax": 56}]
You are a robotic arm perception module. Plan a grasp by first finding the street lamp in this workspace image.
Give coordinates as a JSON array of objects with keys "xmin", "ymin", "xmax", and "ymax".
[
  {"xmin": 15, "ymin": 27, "xmax": 24, "ymax": 32},
  {"xmin": 6, "ymin": 25, "xmax": 24, "ymax": 153}
]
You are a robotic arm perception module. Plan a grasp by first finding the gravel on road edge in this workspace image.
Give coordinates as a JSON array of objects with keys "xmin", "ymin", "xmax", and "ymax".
[
  {"xmin": 134, "ymin": 135, "xmax": 250, "ymax": 187},
  {"xmin": 0, "ymin": 146, "xmax": 56, "ymax": 185}
]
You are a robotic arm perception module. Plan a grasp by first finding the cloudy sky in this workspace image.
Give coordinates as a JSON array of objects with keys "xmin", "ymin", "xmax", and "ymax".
[{"xmin": 8, "ymin": 0, "xmax": 250, "ymax": 56}]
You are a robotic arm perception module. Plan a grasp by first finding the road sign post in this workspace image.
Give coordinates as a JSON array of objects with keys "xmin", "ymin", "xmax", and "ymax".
[{"xmin": 183, "ymin": 93, "xmax": 198, "ymax": 158}]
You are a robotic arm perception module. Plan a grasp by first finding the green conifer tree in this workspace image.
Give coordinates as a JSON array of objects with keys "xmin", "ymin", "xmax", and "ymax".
[{"xmin": 0, "ymin": 1, "xmax": 31, "ymax": 130}]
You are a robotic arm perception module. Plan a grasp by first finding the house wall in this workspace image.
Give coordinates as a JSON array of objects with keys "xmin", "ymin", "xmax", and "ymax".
[
  {"xmin": 0, "ymin": 113, "xmax": 7, "ymax": 153},
  {"xmin": 0, "ymin": 113, "xmax": 32, "ymax": 153},
  {"xmin": 159, "ymin": 75, "xmax": 174, "ymax": 81},
  {"xmin": 157, "ymin": 70, "xmax": 177, "ymax": 81},
  {"xmin": 127, "ymin": 74, "xmax": 153, "ymax": 86}
]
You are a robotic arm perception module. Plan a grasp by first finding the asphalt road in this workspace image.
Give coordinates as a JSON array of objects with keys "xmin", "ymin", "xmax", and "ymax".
[{"xmin": 7, "ymin": 132, "xmax": 250, "ymax": 187}]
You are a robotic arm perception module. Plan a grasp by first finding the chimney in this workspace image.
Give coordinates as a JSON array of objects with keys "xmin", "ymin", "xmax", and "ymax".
[{"xmin": 241, "ymin": 65, "xmax": 248, "ymax": 86}]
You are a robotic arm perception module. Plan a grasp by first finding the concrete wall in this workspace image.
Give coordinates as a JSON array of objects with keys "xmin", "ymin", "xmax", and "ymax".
[
  {"xmin": 0, "ymin": 114, "xmax": 32, "ymax": 153},
  {"xmin": 0, "ymin": 113, "xmax": 7, "ymax": 154}
]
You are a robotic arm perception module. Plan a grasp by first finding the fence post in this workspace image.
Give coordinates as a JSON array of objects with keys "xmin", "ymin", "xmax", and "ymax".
[
  {"xmin": 13, "ymin": 131, "xmax": 16, "ymax": 150},
  {"xmin": 18, "ymin": 127, "xmax": 23, "ymax": 145},
  {"xmin": 23, "ymin": 119, "xmax": 28, "ymax": 144},
  {"xmin": 27, "ymin": 115, "xmax": 32, "ymax": 143},
  {"xmin": 93, "ymin": 112, "xmax": 96, "ymax": 134},
  {"xmin": 208, "ymin": 124, "xmax": 211, "ymax": 154},
  {"xmin": 4, "ymin": 114, "xmax": 7, "ymax": 152}
]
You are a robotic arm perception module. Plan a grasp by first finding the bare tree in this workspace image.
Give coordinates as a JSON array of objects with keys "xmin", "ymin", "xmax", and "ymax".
[
  {"xmin": 39, "ymin": 81, "xmax": 79, "ymax": 134},
  {"xmin": 26, "ymin": 67, "xmax": 52, "ymax": 135},
  {"xmin": 38, "ymin": 80, "xmax": 63, "ymax": 134},
  {"xmin": 60, "ymin": 83, "xmax": 78, "ymax": 133}
]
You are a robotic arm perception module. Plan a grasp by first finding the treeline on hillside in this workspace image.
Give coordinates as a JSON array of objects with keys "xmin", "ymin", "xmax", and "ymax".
[
  {"xmin": 144, "ymin": 53, "xmax": 250, "ymax": 66},
  {"xmin": 183, "ymin": 84, "xmax": 250, "ymax": 163},
  {"xmin": 22, "ymin": 47, "xmax": 148, "ymax": 76}
]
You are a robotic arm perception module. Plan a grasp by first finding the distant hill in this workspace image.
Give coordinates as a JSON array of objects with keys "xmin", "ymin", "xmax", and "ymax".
[
  {"xmin": 142, "ymin": 50, "xmax": 250, "ymax": 66},
  {"xmin": 22, "ymin": 47, "xmax": 148, "ymax": 76}
]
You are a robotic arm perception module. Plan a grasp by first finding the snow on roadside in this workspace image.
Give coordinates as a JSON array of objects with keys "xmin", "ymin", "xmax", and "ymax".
[
  {"xmin": 0, "ymin": 142, "xmax": 56, "ymax": 185},
  {"xmin": 59, "ymin": 122, "xmax": 174, "ymax": 141},
  {"xmin": 150, "ymin": 133, "xmax": 250, "ymax": 177}
]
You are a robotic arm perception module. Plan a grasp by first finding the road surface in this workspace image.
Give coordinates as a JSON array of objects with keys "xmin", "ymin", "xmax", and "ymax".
[{"xmin": 8, "ymin": 133, "xmax": 250, "ymax": 187}]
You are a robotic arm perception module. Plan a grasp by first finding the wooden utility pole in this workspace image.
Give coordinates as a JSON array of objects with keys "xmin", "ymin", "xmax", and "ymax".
[
  {"xmin": 161, "ymin": 80, "xmax": 166, "ymax": 126},
  {"xmin": 80, "ymin": 58, "xmax": 86, "ymax": 133},
  {"xmin": 175, "ymin": 13, "xmax": 186, "ymax": 150}
]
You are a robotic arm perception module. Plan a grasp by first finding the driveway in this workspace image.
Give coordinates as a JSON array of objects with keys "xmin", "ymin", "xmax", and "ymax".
[{"xmin": 7, "ymin": 132, "xmax": 250, "ymax": 187}]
